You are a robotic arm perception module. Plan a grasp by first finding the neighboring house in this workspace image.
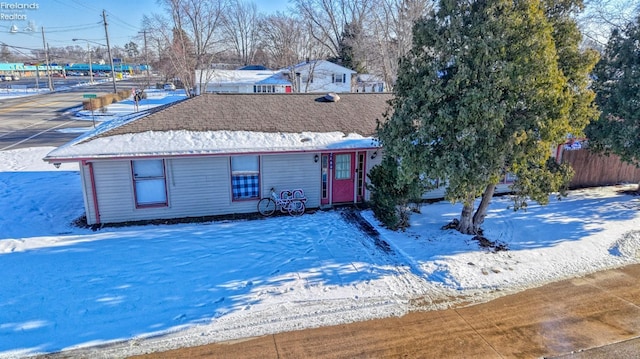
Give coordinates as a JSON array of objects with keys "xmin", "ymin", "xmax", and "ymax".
[
  {"xmin": 195, "ymin": 69, "xmax": 292, "ymax": 94},
  {"xmin": 195, "ymin": 60, "xmax": 361, "ymax": 94},
  {"xmin": 355, "ymin": 74, "xmax": 387, "ymax": 93},
  {"xmin": 283, "ymin": 60, "xmax": 357, "ymax": 93},
  {"xmin": 44, "ymin": 93, "xmax": 392, "ymax": 225}
]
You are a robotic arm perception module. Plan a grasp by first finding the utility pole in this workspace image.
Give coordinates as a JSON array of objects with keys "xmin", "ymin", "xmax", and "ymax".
[
  {"xmin": 102, "ymin": 9, "xmax": 117, "ymax": 93},
  {"xmin": 41, "ymin": 26, "xmax": 53, "ymax": 91}
]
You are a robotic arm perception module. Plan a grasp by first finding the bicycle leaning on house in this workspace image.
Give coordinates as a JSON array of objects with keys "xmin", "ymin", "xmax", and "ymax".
[{"xmin": 258, "ymin": 188, "xmax": 306, "ymax": 217}]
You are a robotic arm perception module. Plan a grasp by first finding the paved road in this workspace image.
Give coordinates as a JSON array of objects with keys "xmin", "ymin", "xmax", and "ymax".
[{"xmin": 0, "ymin": 78, "xmax": 145, "ymax": 150}]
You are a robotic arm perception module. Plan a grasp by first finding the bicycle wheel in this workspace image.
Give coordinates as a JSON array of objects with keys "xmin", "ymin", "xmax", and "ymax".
[
  {"xmin": 288, "ymin": 200, "xmax": 306, "ymax": 216},
  {"xmin": 258, "ymin": 198, "xmax": 276, "ymax": 216}
]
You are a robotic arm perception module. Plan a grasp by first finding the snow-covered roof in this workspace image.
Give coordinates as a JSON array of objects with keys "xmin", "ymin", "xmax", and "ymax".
[
  {"xmin": 45, "ymin": 130, "xmax": 378, "ymax": 160},
  {"xmin": 197, "ymin": 69, "xmax": 284, "ymax": 85},
  {"xmin": 285, "ymin": 59, "xmax": 357, "ymax": 74},
  {"xmin": 45, "ymin": 93, "xmax": 392, "ymax": 161},
  {"xmin": 255, "ymin": 73, "xmax": 291, "ymax": 85}
]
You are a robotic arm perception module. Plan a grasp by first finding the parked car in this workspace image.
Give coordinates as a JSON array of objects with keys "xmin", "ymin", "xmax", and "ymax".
[
  {"xmin": 10, "ymin": 75, "xmax": 19, "ymax": 80},
  {"xmin": 0, "ymin": 75, "xmax": 12, "ymax": 81},
  {"xmin": 163, "ymin": 83, "xmax": 176, "ymax": 91}
]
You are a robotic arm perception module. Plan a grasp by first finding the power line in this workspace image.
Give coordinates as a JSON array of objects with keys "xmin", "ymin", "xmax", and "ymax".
[{"xmin": 52, "ymin": 0, "xmax": 142, "ymax": 32}]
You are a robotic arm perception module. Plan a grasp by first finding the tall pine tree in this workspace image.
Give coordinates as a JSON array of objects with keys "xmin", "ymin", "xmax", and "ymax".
[
  {"xmin": 329, "ymin": 21, "xmax": 367, "ymax": 73},
  {"xmin": 375, "ymin": 0, "xmax": 598, "ymax": 234}
]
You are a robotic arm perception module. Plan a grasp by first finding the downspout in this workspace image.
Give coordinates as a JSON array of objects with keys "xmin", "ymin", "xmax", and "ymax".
[{"xmin": 87, "ymin": 162, "xmax": 101, "ymax": 224}]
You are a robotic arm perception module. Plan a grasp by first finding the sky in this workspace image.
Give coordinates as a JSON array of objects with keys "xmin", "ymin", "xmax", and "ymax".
[
  {"xmin": 0, "ymin": 86, "xmax": 640, "ymax": 357},
  {"xmin": 0, "ymin": 0, "xmax": 291, "ymax": 55}
]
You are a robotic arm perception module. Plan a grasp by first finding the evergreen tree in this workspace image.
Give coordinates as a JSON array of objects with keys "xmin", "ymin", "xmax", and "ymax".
[
  {"xmin": 376, "ymin": 0, "xmax": 598, "ymax": 234},
  {"xmin": 329, "ymin": 21, "xmax": 366, "ymax": 73},
  {"xmin": 368, "ymin": 156, "xmax": 427, "ymax": 230},
  {"xmin": 585, "ymin": 14, "xmax": 640, "ymax": 188},
  {"xmin": 124, "ymin": 42, "xmax": 140, "ymax": 59}
]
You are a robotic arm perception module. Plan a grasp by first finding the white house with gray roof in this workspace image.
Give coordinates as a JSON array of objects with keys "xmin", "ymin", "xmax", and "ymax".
[
  {"xmin": 195, "ymin": 69, "xmax": 292, "ymax": 94},
  {"xmin": 44, "ymin": 93, "xmax": 392, "ymax": 225},
  {"xmin": 195, "ymin": 60, "xmax": 359, "ymax": 95},
  {"xmin": 285, "ymin": 60, "xmax": 357, "ymax": 93}
]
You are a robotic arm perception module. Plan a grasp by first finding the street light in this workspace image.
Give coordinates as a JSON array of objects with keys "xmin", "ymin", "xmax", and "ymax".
[
  {"xmin": 72, "ymin": 39, "xmax": 94, "ymax": 84},
  {"xmin": 72, "ymin": 38, "xmax": 117, "ymax": 93}
]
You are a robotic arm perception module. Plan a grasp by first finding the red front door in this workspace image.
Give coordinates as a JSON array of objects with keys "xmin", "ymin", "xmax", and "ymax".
[{"xmin": 332, "ymin": 152, "xmax": 355, "ymax": 203}]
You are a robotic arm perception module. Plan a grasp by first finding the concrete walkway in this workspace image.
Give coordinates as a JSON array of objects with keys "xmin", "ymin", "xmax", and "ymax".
[{"xmin": 131, "ymin": 264, "xmax": 640, "ymax": 358}]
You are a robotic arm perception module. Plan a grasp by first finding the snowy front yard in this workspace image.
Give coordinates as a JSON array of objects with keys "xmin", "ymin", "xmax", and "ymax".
[{"xmin": 1, "ymin": 147, "xmax": 640, "ymax": 357}]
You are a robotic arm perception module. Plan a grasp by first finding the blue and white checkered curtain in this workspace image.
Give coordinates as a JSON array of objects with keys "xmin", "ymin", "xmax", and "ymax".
[{"xmin": 232, "ymin": 174, "xmax": 259, "ymax": 199}]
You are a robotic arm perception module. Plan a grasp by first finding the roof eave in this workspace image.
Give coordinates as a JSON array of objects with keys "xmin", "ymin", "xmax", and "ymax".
[{"xmin": 43, "ymin": 145, "xmax": 382, "ymax": 163}]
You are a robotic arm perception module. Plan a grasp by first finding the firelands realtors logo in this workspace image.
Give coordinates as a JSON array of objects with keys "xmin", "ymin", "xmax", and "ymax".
[{"xmin": 0, "ymin": 2, "xmax": 39, "ymax": 21}]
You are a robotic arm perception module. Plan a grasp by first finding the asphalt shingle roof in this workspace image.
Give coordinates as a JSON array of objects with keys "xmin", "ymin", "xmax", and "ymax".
[{"xmin": 99, "ymin": 93, "xmax": 393, "ymax": 138}]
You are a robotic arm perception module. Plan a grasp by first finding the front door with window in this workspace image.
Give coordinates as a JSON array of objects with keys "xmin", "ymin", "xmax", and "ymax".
[{"xmin": 332, "ymin": 153, "xmax": 355, "ymax": 203}]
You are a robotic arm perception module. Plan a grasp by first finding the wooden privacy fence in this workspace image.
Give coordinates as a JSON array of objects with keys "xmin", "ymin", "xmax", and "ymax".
[{"xmin": 560, "ymin": 148, "xmax": 640, "ymax": 188}]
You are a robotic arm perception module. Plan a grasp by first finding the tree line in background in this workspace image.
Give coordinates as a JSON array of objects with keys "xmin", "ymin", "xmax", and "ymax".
[
  {"xmin": 0, "ymin": 0, "xmax": 430, "ymax": 95},
  {"xmin": 1, "ymin": 0, "xmax": 635, "ymax": 93},
  {"xmin": 138, "ymin": 0, "xmax": 433, "ymax": 96}
]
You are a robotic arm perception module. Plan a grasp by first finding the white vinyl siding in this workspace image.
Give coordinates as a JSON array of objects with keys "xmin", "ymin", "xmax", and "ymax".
[
  {"xmin": 83, "ymin": 153, "xmax": 324, "ymax": 225},
  {"xmin": 90, "ymin": 161, "xmax": 137, "ymax": 223},
  {"xmin": 167, "ymin": 157, "xmax": 231, "ymax": 214},
  {"xmin": 260, "ymin": 153, "xmax": 321, "ymax": 209},
  {"xmin": 79, "ymin": 163, "xmax": 97, "ymax": 224},
  {"xmin": 293, "ymin": 60, "xmax": 355, "ymax": 93},
  {"xmin": 364, "ymin": 149, "xmax": 383, "ymax": 202}
]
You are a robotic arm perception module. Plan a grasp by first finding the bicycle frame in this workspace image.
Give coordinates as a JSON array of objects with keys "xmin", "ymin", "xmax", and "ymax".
[{"xmin": 258, "ymin": 188, "xmax": 306, "ymax": 217}]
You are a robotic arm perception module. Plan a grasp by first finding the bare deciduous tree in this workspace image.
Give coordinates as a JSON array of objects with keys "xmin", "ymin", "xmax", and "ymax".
[
  {"xmin": 580, "ymin": 0, "xmax": 640, "ymax": 48},
  {"xmin": 258, "ymin": 13, "xmax": 305, "ymax": 69},
  {"xmin": 222, "ymin": 0, "xmax": 261, "ymax": 66},
  {"xmin": 292, "ymin": 0, "xmax": 373, "ymax": 61},
  {"xmin": 146, "ymin": 0, "xmax": 227, "ymax": 95},
  {"xmin": 367, "ymin": 0, "xmax": 433, "ymax": 90}
]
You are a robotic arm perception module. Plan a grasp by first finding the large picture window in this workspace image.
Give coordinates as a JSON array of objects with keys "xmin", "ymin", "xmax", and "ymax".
[
  {"xmin": 132, "ymin": 159, "xmax": 167, "ymax": 207},
  {"xmin": 231, "ymin": 155, "xmax": 260, "ymax": 200},
  {"xmin": 253, "ymin": 85, "xmax": 276, "ymax": 93}
]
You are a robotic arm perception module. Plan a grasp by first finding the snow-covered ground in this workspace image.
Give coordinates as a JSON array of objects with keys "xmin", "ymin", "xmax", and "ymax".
[{"xmin": 1, "ymin": 89, "xmax": 640, "ymax": 357}]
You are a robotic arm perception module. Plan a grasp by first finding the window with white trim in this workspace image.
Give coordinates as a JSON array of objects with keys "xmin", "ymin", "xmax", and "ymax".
[
  {"xmin": 231, "ymin": 155, "xmax": 260, "ymax": 200},
  {"xmin": 253, "ymin": 85, "xmax": 276, "ymax": 93},
  {"xmin": 132, "ymin": 159, "xmax": 167, "ymax": 207},
  {"xmin": 332, "ymin": 73, "xmax": 346, "ymax": 83}
]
